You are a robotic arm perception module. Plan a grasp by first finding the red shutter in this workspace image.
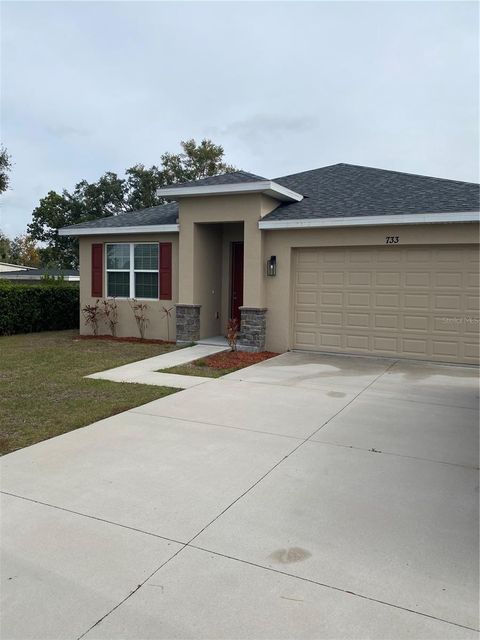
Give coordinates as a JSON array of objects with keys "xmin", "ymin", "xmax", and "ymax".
[
  {"xmin": 159, "ymin": 242, "xmax": 172, "ymax": 300},
  {"xmin": 91, "ymin": 243, "xmax": 103, "ymax": 297}
]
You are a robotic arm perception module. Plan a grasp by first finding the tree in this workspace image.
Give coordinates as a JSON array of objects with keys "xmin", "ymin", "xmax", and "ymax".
[
  {"xmin": 9, "ymin": 234, "xmax": 41, "ymax": 267},
  {"xmin": 0, "ymin": 231, "xmax": 12, "ymax": 262},
  {"xmin": 0, "ymin": 146, "xmax": 12, "ymax": 194},
  {"xmin": 28, "ymin": 139, "xmax": 236, "ymax": 268},
  {"xmin": 0, "ymin": 230, "xmax": 41, "ymax": 267},
  {"xmin": 161, "ymin": 139, "xmax": 235, "ymax": 184}
]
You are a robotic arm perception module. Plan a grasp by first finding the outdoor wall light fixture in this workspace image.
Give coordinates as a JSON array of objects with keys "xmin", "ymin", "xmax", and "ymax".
[{"xmin": 266, "ymin": 255, "xmax": 277, "ymax": 276}]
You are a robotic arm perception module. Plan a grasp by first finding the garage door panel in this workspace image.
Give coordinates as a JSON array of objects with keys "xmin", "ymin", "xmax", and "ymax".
[
  {"xmin": 346, "ymin": 313, "xmax": 370, "ymax": 328},
  {"xmin": 464, "ymin": 343, "xmax": 480, "ymax": 359},
  {"xmin": 348, "ymin": 293, "xmax": 370, "ymax": 307},
  {"xmin": 373, "ymin": 336, "xmax": 398, "ymax": 351},
  {"xmin": 296, "ymin": 271, "xmax": 317, "ymax": 285},
  {"xmin": 432, "ymin": 340, "xmax": 460, "ymax": 357},
  {"xmin": 434, "ymin": 295, "xmax": 462, "ymax": 311},
  {"xmin": 466, "ymin": 296, "xmax": 479, "ymax": 312},
  {"xmin": 348, "ymin": 272, "xmax": 372, "ymax": 286},
  {"xmin": 294, "ymin": 331, "xmax": 316, "ymax": 347},
  {"xmin": 375, "ymin": 293, "xmax": 400, "ymax": 307},
  {"xmin": 321, "ymin": 292, "xmax": 343, "ymax": 305},
  {"xmin": 403, "ymin": 315, "xmax": 429, "ymax": 331},
  {"xmin": 320, "ymin": 333, "xmax": 342, "ymax": 347},
  {"xmin": 296, "ymin": 290, "xmax": 317, "ymax": 305},
  {"xmin": 322, "ymin": 271, "xmax": 344, "ymax": 285},
  {"xmin": 467, "ymin": 272, "xmax": 479, "ymax": 288},
  {"xmin": 402, "ymin": 338, "xmax": 429, "ymax": 356},
  {"xmin": 404, "ymin": 294, "xmax": 429, "ymax": 309},
  {"xmin": 405, "ymin": 272, "xmax": 430, "ymax": 287},
  {"xmin": 374, "ymin": 314, "xmax": 398, "ymax": 329},
  {"xmin": 436, "ymin": 272, "xmax": 463, "ymax": 287},
  {"xmin": 346, "ymin": 335, "xmax": 370, "ymax": 350},
  {"xmin": 293, "ymin": 245, "xmax": 479, "ymax": 364},
  {"xmin": 321, "ymin": 312, "xmax": 343, "ymax": 326},
  {"xmin": 296, "ymin": 310, "xmax": 317, "ymax": 324},
  {"xmin": 376, "ymin": 272, "xmax": 401, "ymax": 287}
]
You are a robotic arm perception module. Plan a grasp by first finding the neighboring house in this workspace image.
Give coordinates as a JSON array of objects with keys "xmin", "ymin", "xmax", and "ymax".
[
  {"xmin": 59, "ymin": 163, "xmax": 480, "ymax": 364},
  {"xmin": 0, "ymin": 268, "xmax": 79, "ymax": 283},
  {"xmin": 0, "ymin": 262, "xmax": 30, "ymax": 272}
]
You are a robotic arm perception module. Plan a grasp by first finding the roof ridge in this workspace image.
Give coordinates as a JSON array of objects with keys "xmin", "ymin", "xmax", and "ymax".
[
  {"xmin": 274, "ymin": 163, "xmax": 479, "ymax": 187},
  {"xmin": 335, "ymin": 163, "xmax": 480, "ymax": 187}
]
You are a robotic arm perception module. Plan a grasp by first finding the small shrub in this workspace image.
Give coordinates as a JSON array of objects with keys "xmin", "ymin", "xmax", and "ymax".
[
  {"xmin": 101, "ymin": 298, "xmax": 119, "ymax": 337},
  {"xmin": 130, "ymin": 299, "xmax": 149, "ymax": 339},
  {"xmin": 40, "ymin": 273, "xmax": 65, "ymax": 285},
  {"xmin": 160, "ymin": 305, "xmax": 174, "ymax": 341},
  {"xmin": 0, "ymin": 282, "xmax": 79, "ymax": 335},
  {"xmin": 226, "ymin": 318, "xmax": 239, "ymax": 352},
  {"xmin": 82, "ymin": 300, "xmax": 101, "ymax": 336}
]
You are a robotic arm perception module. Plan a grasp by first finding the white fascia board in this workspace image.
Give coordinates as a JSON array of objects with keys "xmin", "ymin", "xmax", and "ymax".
[
  {"xmin": 58, "ymin": 224, "xmax": 180, "ymax": 236},
  {"xmin": 1, "ymin": 274, "xmax": 79, "ymax": 281},
  {"xmin": 156, "ymin": 181, "xmax": 303, "ymax": 203},
  {"xmin": 0, "ymin": 262, "xmax": 30, "ymax": 271},
  {"xmin": 258, "ymin": 211, "xmax": 480, "ymax": 230}
]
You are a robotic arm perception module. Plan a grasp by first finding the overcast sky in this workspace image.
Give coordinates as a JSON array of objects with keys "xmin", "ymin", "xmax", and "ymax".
[{"xmin": 1, "ymin": 0, "xmax": 478, "ymax": 238}]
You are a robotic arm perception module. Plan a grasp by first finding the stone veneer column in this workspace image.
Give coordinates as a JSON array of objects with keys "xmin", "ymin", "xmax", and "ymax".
[
  {"xmin": 239, "ymin": 307, "xmax": 267, "ymax": 351},
  {"xmin": 175, "ymin": 304, "xmax": 201, "ymax": 342}
]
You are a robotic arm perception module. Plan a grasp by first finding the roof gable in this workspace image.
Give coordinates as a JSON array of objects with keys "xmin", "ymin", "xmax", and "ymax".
[{"xmin": 266, "ymin": 163, "xmax": 479, "ymax": 221}]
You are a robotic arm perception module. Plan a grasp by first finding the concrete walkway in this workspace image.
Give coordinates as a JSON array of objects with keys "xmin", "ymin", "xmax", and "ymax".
[
  {"xmin": 86, "ymin": 343, "xmax": 227, "ymax": 388},
  {"xmin": 1, "ymin": 353, "xmax": 478, "ymax": 639}
]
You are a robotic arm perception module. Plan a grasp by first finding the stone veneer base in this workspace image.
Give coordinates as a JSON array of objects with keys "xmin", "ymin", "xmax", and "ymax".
[
  {"xmin": 175, "ymin": 304, "xmax": 201, "ymax": 343},
  {"xmin": 239, "ymin": 307, "xmax": 267, "ymax": 351}
]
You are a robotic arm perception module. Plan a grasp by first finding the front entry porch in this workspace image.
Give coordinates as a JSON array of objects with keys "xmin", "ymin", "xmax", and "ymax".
[{"xmin": 175, "ymin": 220, "xmax": 267, "ymax": 350}]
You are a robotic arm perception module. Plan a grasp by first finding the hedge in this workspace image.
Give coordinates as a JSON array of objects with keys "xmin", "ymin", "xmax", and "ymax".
[{"xmin": 0, "ymin": 282, "xmax": 80, "ymax": 335}]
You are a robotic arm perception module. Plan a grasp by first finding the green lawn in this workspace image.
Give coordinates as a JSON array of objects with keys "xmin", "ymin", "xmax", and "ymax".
[
  {"xmin": 0, "ymin": 330, "xmax": 180, "ymax": 455},
  {"xmin": 159, "ymin": 361, "xmax": 239, "ymax": 378}
]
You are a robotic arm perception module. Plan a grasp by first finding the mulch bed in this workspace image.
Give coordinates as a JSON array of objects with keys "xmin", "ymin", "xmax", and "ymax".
[
  {"xmin": 78, "ymin": 335, "xmax": 175, "ymax": 345},
  {"xmin": 201, "ymin": 350, "xmax": 278, "ymax": 370}
]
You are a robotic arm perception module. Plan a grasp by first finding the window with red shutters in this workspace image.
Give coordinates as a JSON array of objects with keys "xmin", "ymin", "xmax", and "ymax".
[
  {"xmin": 91, "ymin": 243, "xmax": 103, "ymax": 297},
  {"xmin": 159, "ymin": 242, "xmax": 172, "ymax": 300}
]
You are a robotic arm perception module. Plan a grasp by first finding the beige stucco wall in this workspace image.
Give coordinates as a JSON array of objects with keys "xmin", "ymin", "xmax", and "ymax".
[
  {"xmin": 79, "ymin": 233, "xmax": 179, "ymax": 340},
  {"xmin": 263, "ymin": 222, "xmax": 480, "ymax": 353},
  {"xmin": 177, "ymin": 194, "xmax": 279, "ymax": 313},
  {"xmin": 77, "ymin": 200, "xmax": 478, "ymax": 357},
  {"xmin": 193, "ymin": 224, "xmax": 223, "ymax": 338}
]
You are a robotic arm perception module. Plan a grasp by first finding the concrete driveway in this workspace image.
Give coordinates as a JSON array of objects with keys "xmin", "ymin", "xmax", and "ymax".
[{"xmin": 1, "ymin": 352, "xmax": 478, "ymax": 640}]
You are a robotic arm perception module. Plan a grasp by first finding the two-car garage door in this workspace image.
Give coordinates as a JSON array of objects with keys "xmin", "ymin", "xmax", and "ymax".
[{"xmin": 293, "ymin": 245, "xmax": 479, "ymax": 364}]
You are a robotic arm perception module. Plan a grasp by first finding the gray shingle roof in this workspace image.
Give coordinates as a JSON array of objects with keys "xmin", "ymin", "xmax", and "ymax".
[
  {"xmin": 170, "ymin": 170, "xmax": 268, "ymax": 188},
  {"xmin": 61, "ymin": 164, "xmax": 479, "ymax": 232},
  {"xmin": 265, "ymin": 163, "xmax": 480, "ymax": 221},
  {"xmin": 62, "ymin": 202, "xmax": 178, "ymax": 230}
]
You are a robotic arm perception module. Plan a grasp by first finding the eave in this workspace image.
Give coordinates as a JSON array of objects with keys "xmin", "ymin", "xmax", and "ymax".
[
  {"xmin": 258, "ymin": 211, "xmax": 480, "ymax": 229},
  {"xmin": 58, "ymin": 224, "xmax": 180, "ymax": 236},
  {"xmin": 156, "ymin": 180, "xmax": 304, "ymax": 203}
]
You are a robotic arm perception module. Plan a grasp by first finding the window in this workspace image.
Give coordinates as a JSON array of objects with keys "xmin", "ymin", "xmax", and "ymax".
[{"xmin": 106, "ymin": 243, "xmax": 159, "ymax": 299}]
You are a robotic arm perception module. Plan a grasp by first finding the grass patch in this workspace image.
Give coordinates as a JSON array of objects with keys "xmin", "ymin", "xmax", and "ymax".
[
  {"xmin": 159, "ymin": 351, "xmax": 278, "ymax": 379},
  {"xmin": 0, "ymin": 330, "xmax": 181, "ymax": 455},
  {"xmin": 159, "ymin": 361, "xmax": 238, "ymax": 378}
]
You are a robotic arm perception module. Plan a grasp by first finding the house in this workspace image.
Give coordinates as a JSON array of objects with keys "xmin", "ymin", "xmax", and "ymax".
[
  {"xmin": 59, "ymin": 163, "xmax": 480, "ymax": 365},
  {"xmin": 0, "ymin": 262, "xmax": 30, "ymax": 272},
  {"xmin": 0, "ymin": 267, "xmax": 79, "ymax": 283}
]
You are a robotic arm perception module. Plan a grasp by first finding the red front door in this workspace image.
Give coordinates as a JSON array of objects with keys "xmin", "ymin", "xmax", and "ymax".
[{"xmin": 230, "ymin": 241, "xmax": 244, "ymax": 324}]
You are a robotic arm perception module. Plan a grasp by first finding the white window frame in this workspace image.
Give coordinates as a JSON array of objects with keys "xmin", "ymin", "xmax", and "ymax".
[{"xmin": 105, "ymin": 242, "xmax": 159, "ymax": 300}]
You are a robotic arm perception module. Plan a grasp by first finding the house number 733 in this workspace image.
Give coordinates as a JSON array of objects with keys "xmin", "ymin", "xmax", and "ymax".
[{"xmin": 385, "ymin": 236, "xmax": 399, "ymax": 244}]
